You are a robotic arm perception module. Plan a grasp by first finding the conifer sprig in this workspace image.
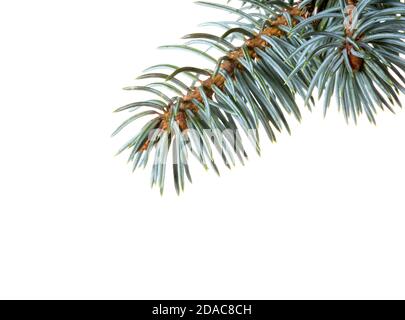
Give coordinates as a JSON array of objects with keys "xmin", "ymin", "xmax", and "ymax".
[{"xmin": 114, "ymin": 0, "xmax": 405, "ymax": 194}]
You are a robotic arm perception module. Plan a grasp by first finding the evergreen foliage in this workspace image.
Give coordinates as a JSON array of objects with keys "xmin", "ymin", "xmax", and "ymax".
[{"xmin": 114, "ymin": 0, "xmax": 405, "ymax": 194}]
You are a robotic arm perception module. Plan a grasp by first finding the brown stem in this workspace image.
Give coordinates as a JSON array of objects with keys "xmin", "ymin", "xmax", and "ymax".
[{"xmin": 345, "ymin": 0, "xmax": 363, "ymax": 71}]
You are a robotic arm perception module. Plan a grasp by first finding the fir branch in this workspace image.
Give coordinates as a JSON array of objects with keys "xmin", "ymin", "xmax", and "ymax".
[{"xmin": 114, "ymin": 0, "xmax": 405, "ymax": 194}]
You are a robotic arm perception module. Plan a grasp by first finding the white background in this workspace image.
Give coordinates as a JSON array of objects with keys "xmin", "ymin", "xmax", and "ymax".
[{"xmin": 0, "ymin": 0, "xmax": 404, "ymax": 300}]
